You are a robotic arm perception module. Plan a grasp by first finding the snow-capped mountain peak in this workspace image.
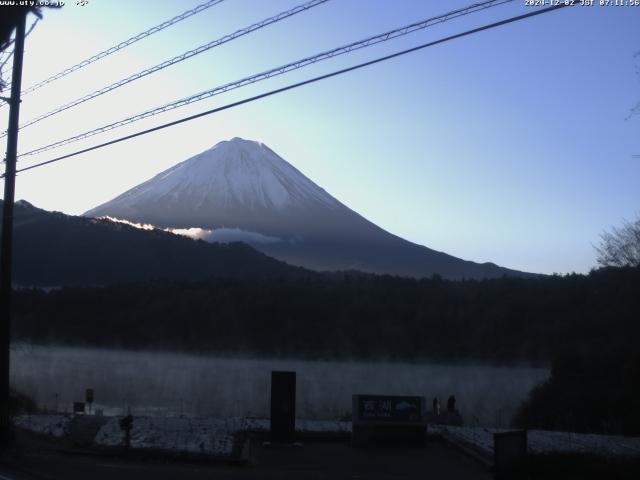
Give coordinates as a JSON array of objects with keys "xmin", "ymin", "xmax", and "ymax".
[
  {"xmin": 115, "ymin": 137, "xmax": 338, "ymax": 212},
  {"xmin": 85, "ymin": 137, "xmax": 532, "ymax": 279}
]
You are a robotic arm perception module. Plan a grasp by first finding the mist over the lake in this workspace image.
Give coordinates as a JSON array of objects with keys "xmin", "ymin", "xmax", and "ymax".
[{"xmin": 11, "ymin": 344, "xmax": 548, "ymax": 426}]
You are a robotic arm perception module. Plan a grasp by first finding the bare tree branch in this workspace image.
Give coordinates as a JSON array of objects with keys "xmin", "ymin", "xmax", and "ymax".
[{"xmin": 595, "ymin": 215, "xmax": 640, "ymax": 268}]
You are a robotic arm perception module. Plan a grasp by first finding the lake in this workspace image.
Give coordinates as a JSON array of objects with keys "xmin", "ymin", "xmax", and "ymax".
[{"xmin": 11, "ymin": 344, "xmax": 548, "ymax": 427}]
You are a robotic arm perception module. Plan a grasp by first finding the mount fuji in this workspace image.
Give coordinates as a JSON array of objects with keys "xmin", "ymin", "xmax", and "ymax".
[{"xmin": 85, "ymin": 137, "xmax": 531, "ymax": 279}]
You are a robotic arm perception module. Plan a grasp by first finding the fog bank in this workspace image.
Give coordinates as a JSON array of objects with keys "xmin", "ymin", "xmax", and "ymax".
[{"xmin": 11, "ymin": 345, "xmax": 548, "ymax": 426}]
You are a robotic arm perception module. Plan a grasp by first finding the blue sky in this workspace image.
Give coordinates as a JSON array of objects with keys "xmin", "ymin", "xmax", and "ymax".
[{"xmin": 2, "ymin": 0, "xmax": 639, "ymax": 274}]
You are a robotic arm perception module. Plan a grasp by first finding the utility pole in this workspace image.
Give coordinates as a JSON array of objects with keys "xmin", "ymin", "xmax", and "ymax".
[{"xmin": 0, "ymin": 11, "xmax": 26, "ymax": 446}]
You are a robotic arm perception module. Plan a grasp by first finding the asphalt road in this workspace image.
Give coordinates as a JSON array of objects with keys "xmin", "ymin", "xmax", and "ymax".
[{"xmin": 0, "ymin": 438, "xmax": 491, "ymax": 480}]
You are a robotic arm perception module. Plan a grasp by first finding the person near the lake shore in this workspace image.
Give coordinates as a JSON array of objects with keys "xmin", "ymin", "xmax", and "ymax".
[
  {"xmin": 447, "ymin": 395, "xmax": 456, "ymax": 413},
  {"xmin": 433, "ymin": 397, "xmax": 440, "ymax": 416}
]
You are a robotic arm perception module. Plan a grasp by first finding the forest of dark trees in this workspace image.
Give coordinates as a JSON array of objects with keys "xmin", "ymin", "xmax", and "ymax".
[
  {"xmin": 513, "ymin": 346, "xmax": 640, "ymax": 435},
  {"xmin": 12, "ymin": 265, "xmax": 640, "ymax": 365}
]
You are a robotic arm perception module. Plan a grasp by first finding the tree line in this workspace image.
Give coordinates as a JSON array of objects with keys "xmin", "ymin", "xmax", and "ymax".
[{"xmin": 11, "ymin": 266, "xmax": 640, "ymax": 365}]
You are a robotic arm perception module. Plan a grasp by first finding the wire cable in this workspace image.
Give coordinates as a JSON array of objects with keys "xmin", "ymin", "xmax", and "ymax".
[
  {"xmin": 0, "ymin": 38, "xmax": 15, "ymax": 55},
  {"xmin": 17, "ymin": 0, "xmax": 513, "ymax": 156},
  {"xmin": 8, "ymin": 3, "xmax": 571, "ymax": 177},
  {"xmin": 5, "ymin": 0, "xmax": 330, "ymax": 136},
  {"xmin": 20, "ymin": 0, "xmax": 227, "ymax": 96},
  {"xmin": 24, "ymin": 17, "xmax": 40, "ymax": 39},
  {"xmin": 0, "ymin": 50, "xmax": 14, "ymax": 73}
]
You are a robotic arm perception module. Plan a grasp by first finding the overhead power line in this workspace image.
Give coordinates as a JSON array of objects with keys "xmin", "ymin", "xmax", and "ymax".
[
  {"xmin": 0, "ymin": 38, "xmax": 15, "ymax": 55},
  {"xmin": 9, "ymin": 3, "xmax": 571, "ymax": 177},
  {"xmin": 5, "ymin": 0, "xmax": 330, "ymax": 137},
  {"xmin": 24, "ymin": 17, "xmax": 40, "ymax": 38},
  {"xmin": 0, "ymin": 50, "xmax": 14, "ymax": 73},
  {"xmin": 20, "ymin": 0, "xmax": 227, "ymax": 97},
  {"xmin": 18, "ymin": 0, "xmax": 513, "ymax": 157}
]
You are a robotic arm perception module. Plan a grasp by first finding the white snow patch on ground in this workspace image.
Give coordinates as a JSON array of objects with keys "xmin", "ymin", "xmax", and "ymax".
[
  {"xmin": 13, "ymin": 414, "xmax": 72, "ymax": 437},
  {"xmin": 94, "ymin": 417, "xmax": 351, "ymax": 456},
  {"xmin": 436, "ymin": 425, "xmax": 640, "ymax": 459},
  {"xmin": 20, "ymin": 413, "xmax": 638, "ymax": 460},
  {"xmin": 95, "ymin": 417, "xmax": 241, "ymax": 456}
]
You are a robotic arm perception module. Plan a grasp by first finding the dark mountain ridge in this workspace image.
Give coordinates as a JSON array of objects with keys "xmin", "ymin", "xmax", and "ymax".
[{"xmin": 1, "ymin": 199, "xmax": 310, "ymax": 286}]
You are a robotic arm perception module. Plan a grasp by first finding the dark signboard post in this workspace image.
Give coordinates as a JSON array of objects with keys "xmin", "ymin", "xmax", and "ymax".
[
  {"xmin": 270, "ymin": 371, "xmax": 296, "ymax": 443},
  {"xmin": 352, "ymin": 395, "xmax": 427, "ymax": 447},
  {"xmin": 73, "ymin": 402, "xmax": 85, "ymax": 414}
]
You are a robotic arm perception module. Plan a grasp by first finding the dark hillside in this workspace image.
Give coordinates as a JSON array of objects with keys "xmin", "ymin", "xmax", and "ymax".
[{"xmin": 1, "ymin": 200, "xmax": 310, "ymax": 286}]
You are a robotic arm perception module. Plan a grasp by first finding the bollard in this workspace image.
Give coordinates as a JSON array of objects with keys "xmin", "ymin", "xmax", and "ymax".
[{"xmin": 270, "ymin": 371, "xmax": 296, "ymax": 443}]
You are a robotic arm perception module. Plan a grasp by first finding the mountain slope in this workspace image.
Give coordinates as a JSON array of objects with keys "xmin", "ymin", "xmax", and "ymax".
[
  {"xmin": 2, "ymin": 200, "xmax": 309, "ymax": 287},
  {"xmin": 85, "ymin": 137, "xmax": 534, "ymax": 279}
]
